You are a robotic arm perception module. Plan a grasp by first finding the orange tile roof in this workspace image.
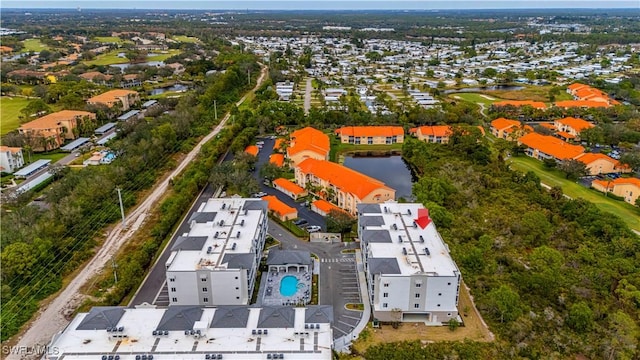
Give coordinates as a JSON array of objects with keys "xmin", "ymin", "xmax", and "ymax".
[
  {"xmin": 262, "ymin": 195, "xmax": 297, "ymax": 217},
  {"xmin": 409, "ymin": 127, "xmax": 418, "ymax": 134},
  {"xmin": 416, "ymin": 125, "xmax": 451, "ymax": 137},
  {"xmin": 297, "ymin": 159, "xmax": 393, "ymax": 200},
  {"xmin": 575, "ymin": 153, "xmax": 619, "ymax": 166},
  {"xmin": 567, "ymin": 83, "xmax": 588, "ymax": 91},
  {"xmin": 335, "ymin": 126, "xmax": 404, "ymax": 138},
  {"xmin": 288, "ymin": 127, "xmax": 330, "ymax": 158},
  {"xmin": 593, "ymin": 177, "xmax": 640, "ymax": 189},
  {"xmin": 493, "ymin": 100, "xmax": 547, "ymax": 109},
  {"xmin": 556, "ymin": 131, "xmax": 576, "ymax": 139},
  {"xmin": 490, "ymin": 117, "xmax": 520, "ymax": 131},
  {"xmin": 518, "ymin": 132, "xmax": 584, "ymax": 160},
  {"xmin": 269, "ymin": 153, "xmax": 284, "ymax": 167},
  {"xmin": 0, "ymin": 146, "xmax": 22, "ymax": 153},
  {"xmin": 244, "ymin": 145, "xmax": 259, "ymax": 156},
  {"xmin": 79, "ymin": 72, "xmax": 113, "ymax": 81},
  {"xmin": 273, "ymin": 138, "xmax": 285, "ymax": 152},
  {"xmin": 0, "ymin": 46, "xmax": 13, "ymax": 53},
  {"xmin": 312, "ymin": 199, "xmax": 348, "ymax": 215},
  {"xmin": 273, "ymin": 178, "xmax": 306, "ymax": 195},
  {"xmin": 19, "ymin": 110, "xmax": 95, "ymax": 130},
  {"xmin": 556, "ymin": 117, "xmax": 594, "ymax": 133},
  {"xmin": 539, "ymin": 123, "xmax": 556, "ymax": 130},
  {"xmin": 87, "ymin": 89, "xmax": 138, "ymax": 106},
  {"xmin": 554, "ymin": 100, "xmax": 610, "ymax": 108}
]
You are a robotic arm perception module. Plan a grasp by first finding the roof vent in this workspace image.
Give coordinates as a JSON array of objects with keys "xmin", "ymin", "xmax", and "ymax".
[
  {"xmin": 419, "ymin": 235, "xmax": 424, "ymax": 243},
  {"xmin": 425, "ymin": 247, "xmax": 431, "ymax": 256},
  {"xmin": 407, "ymin": 209, "xmax": 412, "ymax": 215},
  {"xmin": 236, "ymin": 231, "xmax": 241, "ymax": 238},
  {"xmin": 240, "ymin": 219, "xmax": 245, "ymax": 226},
  {"xmin": 402, "ymin": 247, "xmax": 407, "ymax": 255},
  {"xmin": 221, "ymin": 203, "xmax": 226, "ymax": 210},
  {"xmin": 398, "ymin": 235, "xmax": 402, "ymax": 243},
  {"xmin": 392, "ymin": 224, "xmax": 397, "ymax": 230}
]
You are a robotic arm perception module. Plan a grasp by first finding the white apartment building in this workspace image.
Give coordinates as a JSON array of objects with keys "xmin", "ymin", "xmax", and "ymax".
[
  {"xmin": 358, "ymin": 202, "xmax": 461, "ymax": 323},
  {"xmin": 45, "ymin": 305, "xmax": 334, "ymax": 360},
  {"xmin": 0, "ymin": 146, "xmax": 25, "ymax": 173},
  {"xmin": 166, "ymin": 197, "xmax": 268, "ymax": 306}
]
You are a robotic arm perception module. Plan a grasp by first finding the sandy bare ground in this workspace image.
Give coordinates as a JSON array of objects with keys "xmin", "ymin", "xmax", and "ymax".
[
  {"xmin": 5, "ymin": 65, "xmax": 268, "ymax": 360},
  {"xmin": 480, "ymin": 94, "xmax": 496, "ymax": 100}
]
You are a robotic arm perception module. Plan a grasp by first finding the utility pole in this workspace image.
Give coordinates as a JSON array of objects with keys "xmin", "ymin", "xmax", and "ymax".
[
  {"xmin": 112, "ymin": 257, "xmax": 118, "ymax": 284},
  {"xmin": 116, "ymin": 187, "xmax": 126, "ymax": 227},
  {"xmin": 214, "ymin": 100, "xmax": 217, "ymax": 120}
]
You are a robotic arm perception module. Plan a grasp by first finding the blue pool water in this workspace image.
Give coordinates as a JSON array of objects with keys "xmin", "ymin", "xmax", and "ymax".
[{"xmin": 279, "ymin": 276, "xmax": 298, "ymax": 297}]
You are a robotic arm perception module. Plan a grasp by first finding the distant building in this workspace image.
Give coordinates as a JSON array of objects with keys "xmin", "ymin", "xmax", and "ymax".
[
  {"xmin": 19, "ymin": 110, "xmax": 96, "ymax": 152},
  {"xmin": 575, "ymin": 153, "xmax": 631, "ymax": 176},
  {"xmin": 592, "ymin": 177, "xmax": 640, "ymax": 205},
  {"xmin": 262, "ymin": 195, "xmax": 298, "ymax": 221},
  {"xmin": 165, "ymin": 197, "xmax": 268, "ymax": 306},
  {"xmin": 358, "ymin": 202, "xmax": 461, "ymax": 323},
  {"xmin": 490, "ymin": 118, "xmax": 532, "ymax": 141},
  {"xmin": 335, "ymin": 126, "xmax": 404, "ymax": 145},
  {"xmin": 553, "ymin": 117, "xmax": 594, "ymax": 140},
  {"xmin": 412, "ymin": 125, "xmax": 452, "ymax": 144},
  {"xmin": 87, "ymin": 89, "xmax": 140, "ymax": 111},
  {"xmin": 0, "ymin": 146, "xmax": 25, "ymax": 173},
  {"xmin": 45, "ymin": 305, "xmax": 334, "ymax": 360},
  {"xmin": 518, "ymin": 132, "xmax": 584, "ymax": 161},
  {"xmin": 295, "ymin": 159, "xmax": 395, "ymax": 215},
  {"xmin": 272, "ymin": 178, "xmax": 307, "ymax": 200}
]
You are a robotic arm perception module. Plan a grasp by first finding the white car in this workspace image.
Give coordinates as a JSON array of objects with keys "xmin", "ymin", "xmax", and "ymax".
[{"xmin": 306, "ymin": 225, "xmax": 321, "ymax": 233}]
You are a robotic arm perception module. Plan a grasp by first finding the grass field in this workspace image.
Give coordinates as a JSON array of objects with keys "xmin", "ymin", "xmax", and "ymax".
[
  {"xmin": 0, "ymin": 97, "xmax": 29, "ymax": 135},
  {"xmin": 486, "ymin": 85, "xmax": 573, "ymax": 103},
  {"xmin": 172, "ymin": 35, "xmax": 201, "ymax": 44},
  {"xmin": 508, "ymin": 156, "xmax": 640, "ymax": 231},
  {"xmin": 20, "ymin": 38, "xmax": 50, "ymax": 53},
  {"xmin": 27, "ymin": 151, "xmax": 68, "ymax": 164},
  {"xmin": 450, "ymin": 92, "xmax": 501, "ymax": 106},
  {"xmin": 93, "ymin": 36, "xmax": 132, "ymax": 44},
  {"xmin": 147, "ymin": 49, "xmax": 181, "ymax": 62},
  {"xmin": 85, "ymin": 49, "xmax": 181, "ymax": 66}
]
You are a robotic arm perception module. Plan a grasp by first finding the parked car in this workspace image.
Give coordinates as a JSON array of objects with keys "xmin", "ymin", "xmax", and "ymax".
[
  {"xmin": 294, "ymin": 218, "xmax": 308, "ymax": 226},
  {"xmin": 306, "ymin": 225, "xmax": 321, "ymax": 233},
  {"xmin": 252, "ymin": 192, "xmax": 268, "ymax": 198}
]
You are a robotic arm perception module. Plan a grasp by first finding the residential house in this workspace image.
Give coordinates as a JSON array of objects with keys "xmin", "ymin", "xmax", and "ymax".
[
  {"xmin": 165, "ymin": 197, "xmax": 268, "ymax": 306},
  {"xmin": 87, "ymin": 89, "xmax": 140, "ymax": 111},
  {"xmin": 335, "ymin": 126, "xmax": 404, "ymax": 145},
  {"xmin": 269, "ymin": 153, "xmax": 285, "ymax": 167},
  {"xmin": 575, "ymin": 153, "xmax": 630, "ymax": 175},
  {"xmin": 18, "ymin": 110, "xmax": 96, "ymax": 152},
  {"xmin": 79, "ymin": 71, "xmax": 113, "ymax": 85},
  {"xmin": 413, "ymin": 125, "xmax": 452, "ymax": 144},
  {"xmin": 262, "ymin": 195, "xmax": 298, "ymax": 221},
  {"xmin": 311, "ymin": 199, "xmax": 346, "ymax": 217},
  {"xmin": 287, "ymin": 127, "xmax": 330, "ymax": 166},
  {"xmin": 245, "ymin": 145, "xmax": 259, "ymax": 157},
  {"xmin": 490, "ymin": 118, "xmax": 532, "ymax": 140},
  {"xmin": 517, "ymin": 132, "xmax": 584, "ymax": 161},
  {"xmin": 359, "ymin": 202, "xmax": 461, "ymax": 323},
  {"xmin": 592, "ymin": 178, "xmax": 640, "ymax": 205},
  {"xmin": 272, "ymin": 178, "xmax": 307, "ymax": 200},
  {"xmin": 567, "ymin": 83, "xmax": 619, "ymax": 106},
  {"xmin": 0, "ymin": 146, "xmax": 25, "ymax": 173},
  {"xmin": 554, "ymin": 100, "xmax": 610, "ymax": 109},
  {"xmin": 295, "ymin": 159, "xmax": 395, "ymax": 215},
  {"xmin": 553, "ymin": 117, "xmax": 594, "ymax": 140}
]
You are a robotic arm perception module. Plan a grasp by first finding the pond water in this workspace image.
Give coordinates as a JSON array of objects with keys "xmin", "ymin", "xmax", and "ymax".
[
  {"xmin": 110, "ymin": 61, "xmax": 166, "ymax": 70},
  {"xmin": 343, "ymin": 155, "xmax": 416, "ymax": 200},
  {"xmin": 443, "ymin": 85, "xmax": 524, "ymax": 94},
  {"xmin": 150, "ymin": 84, "xmax": 190, "ymax": 95}
]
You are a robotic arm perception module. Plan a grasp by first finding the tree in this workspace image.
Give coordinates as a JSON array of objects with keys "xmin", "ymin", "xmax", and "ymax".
[
  {"xmin": 1, "ymin": 242, "xmax": 38, "ymax": 282},
  {"xmin": 482, "ymin": 67, "xmax": 497, "ymax": 78},
  {"xmin": 603, "ymin": 311, "xmax": 638, "ymax": 360},
  {"xmin": 566, "ymin": 302, "xmax": 594, "ymax": 333},
  {"xmin": 619, "ymin": 152, "xmax": 640, "ymax": 172},
  {"xmin": 486, "ymin": 285, "xmax": 523, "ymax": 323},
  {"xmin": 20, "ymin": 99, "xmax": 51, "ymax": 120},
  {"xmin": 558, "ymin": 159, "xmax": 588, "ymax": 180},
  {"xmin": 326, "ymin": 209, "xmax": 355, "ymax": 235}
]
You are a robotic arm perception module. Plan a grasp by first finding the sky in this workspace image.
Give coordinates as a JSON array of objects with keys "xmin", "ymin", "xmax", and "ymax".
[{"xmin": 1, "ymin": 0, "xmax": 638, "ymax": 10}]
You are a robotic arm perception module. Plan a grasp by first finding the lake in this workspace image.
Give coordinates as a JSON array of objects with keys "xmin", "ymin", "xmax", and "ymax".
[
  {"xmin": 110, "ymin": 61, "xmax": 166, "ymax": 70},
  {"xmin": 343, "ymin": 155, "xmax": 416, "ymax": 201},
  {"xmin": 150, "ymin": 84, "xmax": 190, "ymax": 95}
]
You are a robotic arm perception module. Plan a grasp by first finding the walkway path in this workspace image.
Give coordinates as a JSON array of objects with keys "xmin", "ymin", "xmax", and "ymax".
[
  {"xmin": 303, "ymin": 78, "xmax": 312, "ymax": 114},
  {"xmin": 6, "ymin": 65, "xmax": 269, "ymax": 360}
]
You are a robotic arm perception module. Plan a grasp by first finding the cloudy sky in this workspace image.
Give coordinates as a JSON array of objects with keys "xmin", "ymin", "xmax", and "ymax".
[{"xmin": 2, "ymin": 0, "xmax": 638, "ymax": 10}]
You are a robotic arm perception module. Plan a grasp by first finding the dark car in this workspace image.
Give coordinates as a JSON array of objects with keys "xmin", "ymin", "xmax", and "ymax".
[{"xmin": 294, "ymin": 218, "xmax": 308, "ymax": 226}]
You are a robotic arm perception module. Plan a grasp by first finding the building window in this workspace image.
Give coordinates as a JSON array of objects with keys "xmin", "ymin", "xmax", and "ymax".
[
  {"xmin": 172, "ymin": 297, "xmax": 177, "ymax": 302},
  {"xmin": 171, "ymin": 287, "xmax": 176, "ymax": 292},
  {"xmin": 355, "ymin": 138, "xmax": 361, "ymax": 144},
  {"xmin": 414, "ymin": 304, "xmax": 420, "ymax": 308},
  {"xmin": 415, "ymin": 283, "xmax": 421, "ymax": 288},
  {"xmin": 236, "ymin": 296, "xmax": 240, "ymax": 299},
  {"xmin": 382, "ymin": 303, "xmax": 388, "ymax": 308},
  {"xmin": 203, "ymin": 297, "xmax": 209, "ymax": 302},
  {"xmin": 448, "ymin": 282, "xmax": 451, "ymax": 285},
  {"xmin": 383, "ymin": 293, "xmax": 389, "ymax": 298},
  {"xmin": 447, "ymin": 313, "xmax": 451, "ymax": 316},
  {"xmin": 201, "ymin": 278, "xmax": 207, "ymax": 282},
  {"xmin": 348, "ymin": 136, "xmax": 354, "ymax": 144},
  {"xmin": 235, "ymin": 277, "xmax": 239, "ymax": 280},
  {"xmin": 169, "ymin": 278, "xmax": 175, "ymax": 282},
  {"xmin": 415, "ymin": 293, "xmax": 420, "ymax": 298},
  {"xmin": 367, "ymin": 137, "xmax": 373, "ymax": 144},
  {"xmin": 438, "ymin": 293, "xmax": 442, "ymax": 296},
  {"xmin": 383, "ymin": 283, "xmax": 389, "ymax": 287},
  {"xmin": 202, "ymin": 287, "xmax": 208, "ymax": 292},
  {"xmin": 437, "ymin": 304, "xmax": 441, "ymax": 307}
]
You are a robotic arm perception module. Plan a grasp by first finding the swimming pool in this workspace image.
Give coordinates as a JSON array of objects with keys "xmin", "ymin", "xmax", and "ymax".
[{"xmin": 279, "ymin": 275, "xmax": 298, "ymax": 297}]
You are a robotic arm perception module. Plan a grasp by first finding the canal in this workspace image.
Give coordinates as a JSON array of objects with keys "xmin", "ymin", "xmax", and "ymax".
[{"xmin": 343, "ymin": 155, "xmax": 416, "ymax": 201}]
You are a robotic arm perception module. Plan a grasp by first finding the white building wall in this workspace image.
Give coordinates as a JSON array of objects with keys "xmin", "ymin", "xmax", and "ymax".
[
  {"xmin": 424, "ymin": 275, "xmax": 460, "ymax": 319},
  {"xmin": 168, "ymin": 271, "xmax": 199, "ymax": 305},
  {"xmin": 211, "ymin": 270, "xmax": 248, "ymax": 305}
]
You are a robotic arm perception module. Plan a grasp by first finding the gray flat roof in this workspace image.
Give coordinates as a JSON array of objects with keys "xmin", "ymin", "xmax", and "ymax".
[
  {"xmin": 267, "ymin": 250, "xmax": 312, "ymax": 266},
  {"xmin": 222, "ymin": 253, "xmax": 255, "ymax": 270},
  {"xmin": 362, "ymin": 229, "xmax": 392, "ymax": 243},
  {"xmin": 14, "ymin": 159, "xmax": 51, "ymax": 177},
  {"xmin": 189, "ymin": 211, "xmax": 216, "ymax": 223},
  {"xmin": 368, "ymin": 258, "xmax": 401, "ymax": 275},
  {"xmin": 171, "ymin": 236, "xmax": 208, "ymax": 251},
  {"xmin": 257, "ymin": 307, "xmax": 295, "ymax": 328},
  {"xmin": 94, "ymin": 122, "xmax": 116, "ymax": 134},
  {"xmin": 142, "ymin": 100, "xmax": 158, "ymax": 108},
  {"xmin": 156, "ymin": 306, "xmax": 203, "ymax": 331},
  {"xmin": 76, "ymin": 307, "xmax": 125, "ymax": 330},
  {"xmin": 61, "ymin": 137, "xmax": 90, "ymax": 151},
  {"xmin": 210, "ymin": 306, "xmax": 250, "ymax": 328},
  {"xmin": 96, "ymin": 132, "xmax": 117, "ymax": 145},
  {"xmin": 117, "ymin": 110, "xmax": 140, "ymax": 121}
]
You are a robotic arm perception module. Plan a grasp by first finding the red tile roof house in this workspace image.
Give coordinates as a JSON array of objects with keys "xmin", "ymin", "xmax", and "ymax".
[
  {"xmin": 490, "ymin": 118, "xmax": 533, "ymax": 141},
  {"xmin": 553, "ymin": 117, "xmax": 594, "ymax": 140},
  {"xmin": 411, "ymin": 125, "xmax": 452, "ymax": 143},
  {"xmin": 591, "ymin": 177, "xmax": 640, "ymax": 206},
  {"xmin": 574, "ymin": 153, "xmax": 632, "ymax": 176},
  {"xmin": 286, "ymin": 127, "xmax": 330, "ymax": 166},
  {"xmin": 311, "ymin": 199, "xmax": 349, "ymax": 217},
  {"xmin": 272, "ymin": 178, "xmax": 308, "ymax": 200},
  {"xmin": 86, "ymin": 89, "xmax": 140, "ymax": 111},
  {"xmin": 335, "ymin": 126, "xmax": 405, "ymax": 145},
  {"xmin": 18, "ymin": 110, "xmax": 96, "ymax": 152},
  {"xmin": 244, "ymin": 145, "xmax": 259, "ymax": 156},
  {"xmin": 517, "ymin": 132, "xmax": 585, "ymax": 162},
  {"xmin": 261, "ymin": 195, "xmax": 298, "ymax": 221}
]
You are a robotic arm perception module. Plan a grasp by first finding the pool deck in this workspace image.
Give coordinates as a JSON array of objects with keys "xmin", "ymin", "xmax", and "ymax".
[{"xmin": 260, "ymin": 270, "xmax": 311, "ymax": 306}]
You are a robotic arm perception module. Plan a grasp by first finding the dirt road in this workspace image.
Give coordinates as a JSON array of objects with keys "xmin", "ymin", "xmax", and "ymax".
[{"xmin": 6, "ymin": 65, "xmax": 268, "ymax": 360}]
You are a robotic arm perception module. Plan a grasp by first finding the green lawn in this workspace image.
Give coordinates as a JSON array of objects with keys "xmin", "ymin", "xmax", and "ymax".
[
  {"xmin": 20, "ymin": 38, "xmax": 50, "ymax": 53},
  {"xmin": 84, "ymin": 49, "xmax": 129, "ymax": 65},
  {"xmin": 450, "ymin": 92, "xmax": 501, "ymax": 106},
  {"xmin": 0, "ymin": 97, "xmax": 30, "ymax": 135},
  {"xmin": 93, "ymin": 36, "xmax": 132, "ymax": 44},
  {"xmin": 26, "ymin": 151, "xmax": 68, "ymax": 164},
  {"xmin": 147, "ymin": 49, "xmax": 181, "ymax": 62},
  {"xmin": 172, "ymin": 35, "xmax": 201, "ymax": 44},
  {"xmin": 508, "ymin": 156, "xmax": 640, "ymax": 232}
]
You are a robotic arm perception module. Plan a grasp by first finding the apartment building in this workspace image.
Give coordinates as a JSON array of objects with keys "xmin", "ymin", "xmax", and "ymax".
[
  {"xmin": 490, "ymin": 118, "xmax": 532, "ymax": 141},
  {"xmin": 592, "ymin": 177, "xmax": 640, "ymax": 205},
  {"xmin": 0, "ymin": 146, "xmax": 25, "ymax": 173},
  {"xmin": 18, "ymin": 110, "xmax": 96, "ymax": 152},
  {"xmin": 287, "ymin": 127, "xmax": 330, "ymax": 166},
  {"xmin": 87, "ymin": 89, "xmax": 140, "ymax": 111},
  {"xmin": 165, "ymin": 197, "xmax": 268, "ymax": 306},
  {"xmin": 358, "ymin": 202, "xmax": 461, "ymax": 323},
  {"xmin": 335, "ymin": 126, "xmax": 404, "ymax": 145},
  {"xmin": 518, "ymin": 132, "xmax": 585, "ymax": 161},
  {"xmin": 553, "ymin": 117, "xmax": 594, "ymax": 140},
  {"xmin": 295, "ymin": 159, "xmax": 395, "ymax": 215},
  {"xmin": 412, "ymin": 125, "xmax": 452, "ymax": 144},
  {"xmin": 45, "ymin": 305, "xmax": 334, "ymax": 360}
]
